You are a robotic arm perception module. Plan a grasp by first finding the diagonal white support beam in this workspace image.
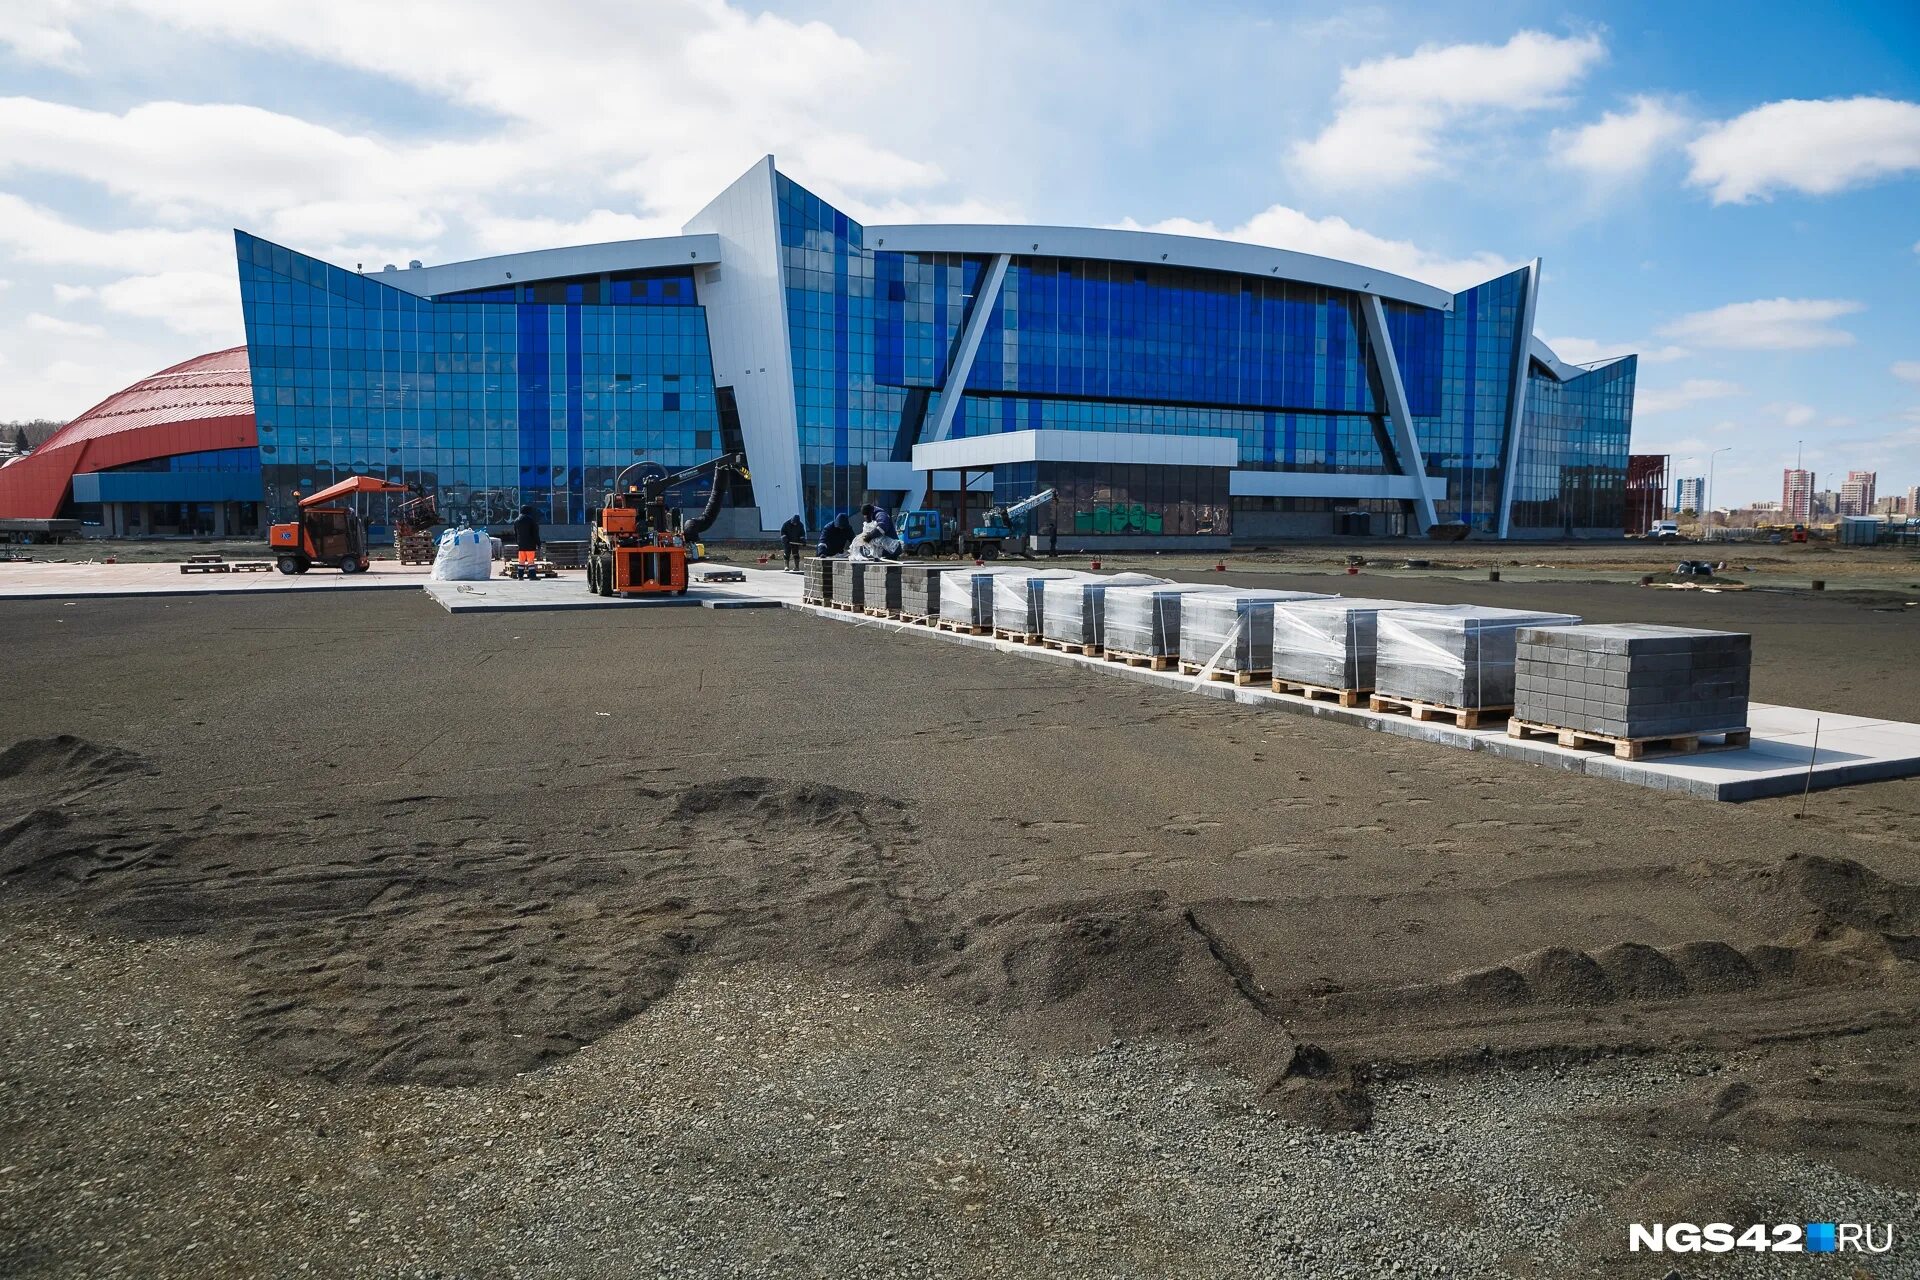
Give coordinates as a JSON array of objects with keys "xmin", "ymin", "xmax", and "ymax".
[
  {"xmin": 1359, "ymin": 292, "xmax": 1439, "ymax": 535},
  {"xmin": 899, "ymin": 253, "xmax": 1010, "ymax": 512},
  {"xmin": 1496, "ymin": 258, "xmax": 1542, "ymax": 539}
]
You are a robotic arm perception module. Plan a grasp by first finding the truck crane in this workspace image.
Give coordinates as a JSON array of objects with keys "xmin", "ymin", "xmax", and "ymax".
[
  {"xmin": 270, "ymin": 475, "xmax": 427, "ymax": 574},
  {"xmin": 962, "ymin": 487, "xmax": 1055, "ymax": 559},
  {"xmin": 586, "ymin": 452, "xmax": 750, "ymax": 597}
]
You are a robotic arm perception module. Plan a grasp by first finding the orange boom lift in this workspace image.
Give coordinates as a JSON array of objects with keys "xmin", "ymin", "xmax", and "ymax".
[
  {"xmin": 586, "ymin": 453, "xmax": 748, "ymax": 597},
  {"xmin": 269, "ymin": 475, "xmax": 426, "ymax": 575}
]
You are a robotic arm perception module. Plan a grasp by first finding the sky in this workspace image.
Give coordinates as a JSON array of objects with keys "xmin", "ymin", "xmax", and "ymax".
[{"xmin": 0, "ymin": 0, "xmax": 1916, "ymax": 508}]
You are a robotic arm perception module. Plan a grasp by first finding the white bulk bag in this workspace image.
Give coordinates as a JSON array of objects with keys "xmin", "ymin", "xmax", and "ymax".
[{"xmin": 429, "ymin": 527, "xmax": 494, "ymax": 581}]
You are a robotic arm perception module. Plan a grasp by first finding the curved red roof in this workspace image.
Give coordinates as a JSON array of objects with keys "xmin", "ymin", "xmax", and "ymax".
[{"xmin": 0, "ymin": 347, "xmax": 257, "ymax": 519}]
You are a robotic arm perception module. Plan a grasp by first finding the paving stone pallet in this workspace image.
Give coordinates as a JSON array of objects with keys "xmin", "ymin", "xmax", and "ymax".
[
  {"xmin": 1177, "ymin": 588, "xmax": 1334, "ymax": 674},
  {"xmin": 1038, "ymin": 572, "xmax": 1168, "ymax": 649},
  {"xmin": 1374, "ymin": 605, "xmax": 1582, "ymax": 709},
  {"xmin": 991, "ymin": 568, "xmax": 1090, "ymax": 638},
  {"xmin": 938, "ymin": 569, "xmax": 1019, "ymax": 630},
  {"xmin": 899, "ymin": 562, "xmax": 959, "ymax": 621},
  {"xmin": 1270, "ymin": 597, "xmax": 1435, "ymax": 692},
  {"xmin": 802, "ymin": 557, "xmax": 833, "ymax": 605},
  {"xmin": 829, "ymin": 557, "xmax": 865, "ymax": 610},
  {"xmin": 1101, "ymin": 583, "xmax": 1236, "ymax": 659},
  {"xmin": 856, "ymin": 560, "xmax": 904, "ymax": 614},
  {"xmin": 1514, "ymin": 623, "xmax": 1751, "ymax": 740}
]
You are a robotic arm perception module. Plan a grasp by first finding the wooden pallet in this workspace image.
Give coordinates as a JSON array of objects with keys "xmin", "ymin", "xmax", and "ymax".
[
  {"xmin": 936, "ymin": 618, "xmax": 990, "ymax": 635},
  {"xmin": 862, "ymin": 607, "xmax": 900, "ymax": 619},
  {"xmin": 1367, "ymin": 693, "xmax": 1510, "ymax": 730},
  {"xmin": 1105, "ymin": 650, "xmax": 1176, "ymax": 671},
  {"xmin": 1178, "ymin": 662, "xmax": 1269, "ymax": 686},
  {"xmin": 699, "ymin": 569, "xmax": 747, "ymax": 583},
  {"xmin": 179, "ymin": 560, "xmax": 230, "ymax": 574},
  {"xmin": 1040, "ymin": 637, "xmax": 1098, "ymax": 656},
  {"xmin": 231, "ymin": 561, "xmax": 272, "ymax": 573},
  {"xmin": 994, "ymin": 629, "xmax": 1042, "ymax": 645},
  {"xmin": 1507, "ymin": 717, "xmax": 1752, "ymax": 761},
  {"xmin": 1272, "ymin": 679, "xmax": 1369, "ymax": 707},
  {"xmin": 395, "ymin": 533, "xmax": 435, "ymax": 566}
]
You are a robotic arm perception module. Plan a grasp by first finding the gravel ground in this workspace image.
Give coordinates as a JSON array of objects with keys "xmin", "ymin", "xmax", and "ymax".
[{"xmin": 5, "ymin": 920, "xmax": 1915, "ymax": 1280}]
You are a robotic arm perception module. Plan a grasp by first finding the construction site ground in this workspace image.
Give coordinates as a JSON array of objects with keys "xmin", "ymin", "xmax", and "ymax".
[{"xmin": 2, "ymin": 562, "xmax": 1918, "ymax": 1278}]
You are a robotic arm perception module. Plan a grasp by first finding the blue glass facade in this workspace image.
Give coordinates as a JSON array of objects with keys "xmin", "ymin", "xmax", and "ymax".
[
  {"xmin": 1511, "ymin": 356, "xmax": 1637, "ymax": 533},
  {"xmin": 236, "ymin": 232, "xmax": 720, "ymax": 527},
  {"xmin": 232, "ymin": 162, "xmax": 1633, "ymax": 540}
]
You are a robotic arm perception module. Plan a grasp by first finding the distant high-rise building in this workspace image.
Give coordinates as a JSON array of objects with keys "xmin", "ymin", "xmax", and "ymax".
[
  {"xmin": 1908, "ymin": 485, "xmax": 1920, "ymax": 518},
  {"xmin": 1674, "ymin": 475, "xmax": 1706, "ymax": 513},
  {"xmin": 1872, "ymin": 495, "xmax": 1905, "ymax": 516},
  {"xmin": 1782, "ymin": 468, "xmax": 1815, "ymax": 521},
  {"xmin": 1840, "ymin": 470, "xmax": 1877, "ymax": 517}
]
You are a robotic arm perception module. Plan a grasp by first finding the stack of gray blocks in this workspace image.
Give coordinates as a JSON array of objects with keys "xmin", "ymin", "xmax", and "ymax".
[
  {"xmin": 1039, "ymin": 573, "xmax": 1167, "ymax": 647},
  {"xmin": 1102, "ymin": 584, "xmax": 1235, "ymax": 657},
  {"xmin": 899, "ymin": 563, "xmax": 956, "ymax": 620},
  {"xmin": 993, "ymin": 569, "xmax": 1088, "ymax": 636},
  {"xmin": 939, "ymin": 570, "xmax": 1009, "ymax": 628},
  {"xmin": 802, "ymin": 557, "xmax": 833, "ymax": 605},
  {"xmin": 1515, "ymin": 624, "xmax": 1751, "ymax": 739},
  {"xmin": 857, "ymin": 560, "xmax": 903, "ymax": 614},
  {"xmin": 1374, "ymin": 606, "xmax": 1582, "ymax": 709},
  {"xmin": 829, "ymin": 557, "xmax": 864, "ymax": 609},
  {"xmin": 1178, "ymin": 589, "xmax": 1336, "ymax": 673},
  {"xmin": 1270, "ymin": 598, "xmax": 1430, "ymax": 691}
]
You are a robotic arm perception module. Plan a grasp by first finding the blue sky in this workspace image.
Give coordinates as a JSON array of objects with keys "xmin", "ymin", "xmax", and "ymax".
[{"xmin": 1, "ymin": 0, "xmax": 1915, "ymax": 507}]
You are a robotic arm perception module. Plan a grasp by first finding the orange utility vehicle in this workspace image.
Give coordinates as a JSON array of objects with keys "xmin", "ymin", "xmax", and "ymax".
[
  {"xmin": 270, "ymin": 475, "xmax": 425, "ymax": 574},
  {"xmin": 586, "ymin": 453, "xmax": 748, "ymax": 597}
]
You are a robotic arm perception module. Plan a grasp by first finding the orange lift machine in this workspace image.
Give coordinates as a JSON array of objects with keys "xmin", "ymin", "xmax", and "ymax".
[
  {"xmin": 270, "ymin": 475, "xmax": 425, "ymax": 575},
  {"xmin": 587, "ymin": 453, "xmax": 748, "ymax": 597}
]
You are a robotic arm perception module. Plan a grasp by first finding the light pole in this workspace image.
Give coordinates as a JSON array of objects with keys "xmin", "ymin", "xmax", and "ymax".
[{"xmin": 1705, "ymin": 447, "xmax": 1732, "ymax": 543}]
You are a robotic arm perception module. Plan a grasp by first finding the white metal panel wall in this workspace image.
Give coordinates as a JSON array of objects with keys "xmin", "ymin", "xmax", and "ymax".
[{"xmin": 682, "ymin": 156, "xmax": 802, "ymax": 533}]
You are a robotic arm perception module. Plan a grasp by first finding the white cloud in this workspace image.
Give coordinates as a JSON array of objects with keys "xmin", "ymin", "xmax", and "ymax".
[
  {"xmin": 1635, "ymin": 379, "xmax": 1744, "ymax": 415},
  {"xmin": 1550, "ymin": 95, "xmax": 1691, "ymax": 180},
  {"xmin": 51, "ymin": 283, "xmax": 95, "ymax": 303},
  {"xmin": 0, "ymin": 192, "xmax": 232, "ymax": 275},
  {"xmin": 1764, "ymin": 401, "xmax": 1818, "ymax": 428},
  {"xmin": 1659, "ymin": 297, "xmax": 1862, "ymax": 350},
  {"xmin": 0, "ymin": 2, "xmax": 81, "ymax": 67},
  {"xmin": 1544, "ymin": 336, "xmax": 1689, "ymax": 366},
  {"xmin": 1687, "ymin": 97, "xmax": 1920, "ymax": 203},
  {"xmin": 466, "ymin": 209, "xmax": 685, "ymax": 257},
  {"xmin": 1291, "ymin": 30, "xmax": 1606, "ymax": 186},
  {"xmin": 25, "ymin": 312, "xmax": 105, "ymax": 339},
  {"xmin": 1113, "ymin": 206, "xmax": 1517, "ymax": 292},
  {"xmin": 95, "ymin": 271, "xmax": 241, "ymax": 341},
  {"xmin": 1892, "ymin": 361, "xmax": 1920, "ymax": 385}
]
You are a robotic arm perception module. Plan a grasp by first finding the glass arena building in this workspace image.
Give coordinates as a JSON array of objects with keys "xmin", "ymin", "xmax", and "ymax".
[{"xmin": 227, "ymin": 156, "xmax": 1635, "ymax": 546}]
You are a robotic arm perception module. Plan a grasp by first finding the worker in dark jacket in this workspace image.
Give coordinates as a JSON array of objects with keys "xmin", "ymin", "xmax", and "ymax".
[
  {"xmin": 779, "ymin": 513, "xmax": 806, "ymax": 571},
  {"xmin": 512, "ymin": 505, "xmax": 541, "ymax": 570},
  {"xmin": 817, "ymin": 513, "xmax": 854, "ymax": 557}
]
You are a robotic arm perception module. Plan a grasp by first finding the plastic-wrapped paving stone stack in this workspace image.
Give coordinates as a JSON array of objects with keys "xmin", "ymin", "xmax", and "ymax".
[
  {"xmin": 1514, "ymin": 624, "xmax": 1751, "ymax": 741},
  {"xmin": 1101, "ymin": 584, "xmax": 1236, "ymax": 661},
  {"xmin": 939, "ymin": 569, "xmax": 1021, "ymax": 630},
  {"xmin": 1040, "ymin": 573, "xmax": 1169, "ymax": 649},
  {"xmin": 1271, "ymin": 598, "xmax": 1436, "ymax": 693},
  {"xmin": 856, "ymin": 560, "xmax": 903, "ymax": 614},
  {"xmin": 1177, "ymin": 589, "xmax": 1338, "ymax": 677},
  {"xmin": 1373, "ymin": 605, "xmax": 1582, "ymax": 711},
  {"xmin": 990, "ymin": 568, "xmax": 1091, "ymax": 637},
  {"xmin": 802, "ymin": 557, "xmax": 833, "ymax": 605},
  {"xmin": 899, "ymin": 562, "xmax": 958, "ymax": 621}
]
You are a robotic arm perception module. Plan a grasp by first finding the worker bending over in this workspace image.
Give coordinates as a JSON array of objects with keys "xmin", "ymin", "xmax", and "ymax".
[
  {"xmin": 816, "ymin": 513, "xmax": 854, "ymax": 557},
  {"xmin": 779, "ymin": 513, "xmax": 807, "ymax": 571}
]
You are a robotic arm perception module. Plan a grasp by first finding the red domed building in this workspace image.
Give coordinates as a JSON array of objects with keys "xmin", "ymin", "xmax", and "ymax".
[{"xmin": 0, "ymin": 347, "xmax": 259, "ymax": 538}]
